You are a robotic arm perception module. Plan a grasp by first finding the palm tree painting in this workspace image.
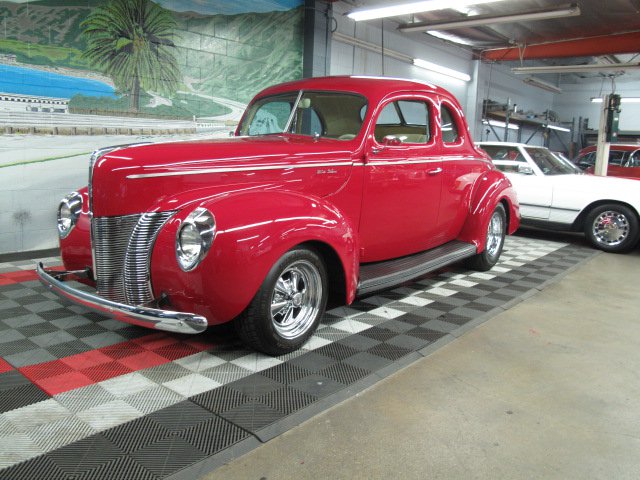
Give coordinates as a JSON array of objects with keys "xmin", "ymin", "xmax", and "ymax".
[{"xmin": 81, "ymin": 0, "xmax": 181, "ymax": 112}]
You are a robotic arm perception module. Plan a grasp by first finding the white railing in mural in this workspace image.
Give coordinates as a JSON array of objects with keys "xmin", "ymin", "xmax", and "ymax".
[{"xmin": 0, "ymin": 110, "xmax": 225, "ymax": 133}]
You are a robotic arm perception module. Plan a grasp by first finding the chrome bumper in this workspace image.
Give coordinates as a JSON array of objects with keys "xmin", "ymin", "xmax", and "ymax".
[{"xmin": 36, "ymin": 263, "xmax": 208, "ymax": 334}]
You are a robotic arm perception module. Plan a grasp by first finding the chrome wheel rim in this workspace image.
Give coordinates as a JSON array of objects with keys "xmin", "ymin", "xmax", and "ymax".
[
  {"xmin": 270, "ymin": 260, "xmax": 322, "ymax": 339},
  {"xmin": 486, "ymin": 210, "xmax": 504, "ymax": 258},
  {"xmin": 592, "ymin": 210, "xmax": 629, "ymax": 246}
]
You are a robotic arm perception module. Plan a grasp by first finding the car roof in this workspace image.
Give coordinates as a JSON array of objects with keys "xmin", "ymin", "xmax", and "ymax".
[
  {"xmin": 578, "ymin": 144, "xmax": 640, "ymax": 154},
  {"xmin": 253, "ymin": 76, "xmax": 455, "ymax": 104}
]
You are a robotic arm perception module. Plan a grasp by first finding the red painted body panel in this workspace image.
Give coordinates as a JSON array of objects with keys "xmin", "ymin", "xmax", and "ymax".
[
  {"xmin": 150, "ymin": 191, "xmax": 358, "ymax": 324},
  {"xmin": 585, "ymin": 165, "xmax": 640, "ymax": 180},
  {"xmin": 575, "ymin": 144, "xmax": 640, "ymax": 178},
  {"xmin": 58, "ymin": 76, "xmax": 520, "ymax": 327}
]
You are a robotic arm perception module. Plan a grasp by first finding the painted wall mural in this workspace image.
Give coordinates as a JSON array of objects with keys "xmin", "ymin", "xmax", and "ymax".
[{"xmin": 0, "ymin": 0, "xmax": 304, "ymax": 254}]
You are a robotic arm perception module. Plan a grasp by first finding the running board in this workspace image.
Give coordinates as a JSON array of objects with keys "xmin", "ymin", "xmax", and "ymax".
[{"xmin": 357, "ymin": 240, "xmax": 477, "ymax": 296}]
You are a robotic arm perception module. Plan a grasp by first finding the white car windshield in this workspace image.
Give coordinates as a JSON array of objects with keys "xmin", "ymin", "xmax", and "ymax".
[
  {"xmin": 238, "ymin": 90, "xmax": 368, "ymax": 140},
  {"xmin": 525, "ymin": 147, "xmax": 582, "ymax": 175}
]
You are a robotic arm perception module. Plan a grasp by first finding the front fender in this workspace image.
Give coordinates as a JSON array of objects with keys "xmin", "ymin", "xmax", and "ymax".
[
  {"xmin": 457, "ymin": 171, "xmax": 520, "ymax": 251},
  {"xmin": 150, "ymin": 190, "xmax": 358, "ymax": 325}
]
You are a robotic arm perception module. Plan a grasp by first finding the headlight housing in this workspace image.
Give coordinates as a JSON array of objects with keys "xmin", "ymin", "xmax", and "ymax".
[
  {"xmin": 57, "ymin": 192, "xmax": 83, "ymax": 239},
  {"xmin": 176, "ymin": 207, "xmax": 216, "ymax": 271}
]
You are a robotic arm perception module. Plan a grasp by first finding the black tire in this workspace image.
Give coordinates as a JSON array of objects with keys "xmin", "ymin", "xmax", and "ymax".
[
  {"xmin": 235, "ymin": 247, "xmax": 328, "ymax": 355},
  {"xmin": 583, "ymin": 203, "xmax": 640, "ymax": 253},
  {"xmin": 465, "ymin": 203, "xmax": 506, "ymax": 271}
]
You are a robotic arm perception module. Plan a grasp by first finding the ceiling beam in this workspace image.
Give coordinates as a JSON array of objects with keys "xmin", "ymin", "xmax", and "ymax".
[
  {"xmin": 482, "ymin": 31, "xmax": 640, "ymax": 61},
  {"xmin": 398, "ymin": 4, "xmax": 580, "ymax": 33},
  {"xmin": 513, "ymin": 63, "xmax": 640, "ymax": 74}
]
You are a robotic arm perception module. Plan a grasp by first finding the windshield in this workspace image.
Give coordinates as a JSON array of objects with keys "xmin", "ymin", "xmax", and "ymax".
[
  {"xmin": 525, "ymin": 147, "xmax": 582, "ymax": 175},
  {"xmin": 238, "ymin": 90, "xmax": 368, "ymax": 140}
]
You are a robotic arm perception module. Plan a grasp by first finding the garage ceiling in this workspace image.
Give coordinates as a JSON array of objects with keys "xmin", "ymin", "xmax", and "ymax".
[{"xmin": 343, "ymin": 0, "xmax": 640, "ymax": 73}]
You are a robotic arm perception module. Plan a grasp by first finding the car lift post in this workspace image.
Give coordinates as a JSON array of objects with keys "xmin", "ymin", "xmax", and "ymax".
[{"xmin": 594, "ymin": 93, "xmax": 621, "ymax": 176}]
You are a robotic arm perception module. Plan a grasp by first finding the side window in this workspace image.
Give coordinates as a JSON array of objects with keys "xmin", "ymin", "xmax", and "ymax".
[
  {"xmin": 295, "ymin": 107, "xmax": 323, "ymax": 136},
  {"xmin": 628, "ymin": 150, "xmax": 640, "ymax": 168},
  {"xmin": 397, "ymin": 100, "xmax": 427, "ymax": 126},
  {"xmin": 376, "ymin": 103, "xmax": 401, "ymax": 125},
  {"xmin": 246, "ymin": 96, "xmax": 294, "ymax": 135},
  {"xmin": 578, "ymin": 152, "xmax": 595, "ymax": 168},
  {"xmin": 479, "ymin": 145, "xmax": 526, "ymax": 173},
  {"xmin": 609, "ymin": 150, "xmax": 626, "ymax": 166},
  {"xmin": 374, "ymin": 100, "xmax": 429, "ymax": 144},
  {"xmin": 440, "ymin": 105, "xmax": 459, "ymax": 143}
]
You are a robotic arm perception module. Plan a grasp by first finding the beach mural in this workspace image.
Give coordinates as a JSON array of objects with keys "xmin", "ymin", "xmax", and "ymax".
[{"xmin": 0, "ymin": 0, "xmax": 304, "ymax": 254}]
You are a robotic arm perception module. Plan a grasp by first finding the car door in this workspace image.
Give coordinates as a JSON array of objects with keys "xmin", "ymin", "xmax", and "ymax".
[
  {"xmin": 358, "ymin": 95, "xmax": 443, "ymax": 262},
  {"xmin": 483, "ymin": 144, "xmax": 553, "ymax": 220},
  {"xmin": 437, "ymin": 100, "xmax": 486, "ymax": 239},
  {"xmin": 622, "ymin": 149, "xmax": 640, "ymax": 179}
]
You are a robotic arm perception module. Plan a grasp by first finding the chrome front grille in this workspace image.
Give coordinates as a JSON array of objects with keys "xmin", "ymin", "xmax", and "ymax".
[{"xmin": 93, "ymin": 212, "xmax": 174, "ymax": 304}]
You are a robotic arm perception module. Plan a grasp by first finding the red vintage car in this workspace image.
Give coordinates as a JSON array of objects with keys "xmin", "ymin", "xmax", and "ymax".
[
  {"xmin": 575, "ymin": 144, "xmax": 640, "ymax": 179},
  {"xmin": 38, "ymin": 76, "xmax": 520, "ymax": 354}
]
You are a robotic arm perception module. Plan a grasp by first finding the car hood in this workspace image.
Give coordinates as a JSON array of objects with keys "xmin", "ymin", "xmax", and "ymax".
[{"xmin": 90, "ymin": 135, "xmax": 359, "ymax": 216}]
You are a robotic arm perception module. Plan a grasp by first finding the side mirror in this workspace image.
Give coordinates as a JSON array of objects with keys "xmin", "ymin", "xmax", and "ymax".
[
  {"xmin": 382, "ymin": 135, "xmax": 402, "ymax": 146},
  {"xmin": 517, "ymin": 164, "xmax": 534, "ymax": 175}
]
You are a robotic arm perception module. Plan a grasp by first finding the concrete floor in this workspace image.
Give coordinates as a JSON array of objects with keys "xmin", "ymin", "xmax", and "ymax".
[{"xmin": 201, "ymin": 238, "xmax": 640, "ymax": 480}]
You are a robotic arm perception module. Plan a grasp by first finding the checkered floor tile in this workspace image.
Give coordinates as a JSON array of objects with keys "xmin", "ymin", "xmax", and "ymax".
[{"xmin": 0, "ymin": 235, "xmax": 596, "ymax": 479}]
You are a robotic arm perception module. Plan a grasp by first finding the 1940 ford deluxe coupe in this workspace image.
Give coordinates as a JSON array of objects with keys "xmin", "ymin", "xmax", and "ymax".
[{"xmin": 38, "ymin": 76, "xmax": 520, "ymax": 355}]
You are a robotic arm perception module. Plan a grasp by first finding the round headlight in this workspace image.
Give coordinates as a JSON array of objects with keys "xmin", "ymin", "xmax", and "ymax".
[
  {"xmin": 176, "ymin": 208, "xmax": 216, "ymax": 271},
  {"xmin": 57, "ymin": 192, "xmax": 82, "ymax": 239}
]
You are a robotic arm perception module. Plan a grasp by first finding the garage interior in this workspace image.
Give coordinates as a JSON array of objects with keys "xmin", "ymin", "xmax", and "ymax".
[{"xmin": 1, "ymin": 0, "xmax": 640, "ymax": 478}]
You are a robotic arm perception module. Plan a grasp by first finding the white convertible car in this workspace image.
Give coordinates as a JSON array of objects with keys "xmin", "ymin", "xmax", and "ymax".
[{"xmin": 477, "ymin": 142, "xmax": 640, "ymax": 253}]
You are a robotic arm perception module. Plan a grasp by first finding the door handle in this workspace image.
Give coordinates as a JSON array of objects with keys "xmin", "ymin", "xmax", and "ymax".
[{"xmin": 428, "ymin": 167, "xmax": 443, "ymax": 175}]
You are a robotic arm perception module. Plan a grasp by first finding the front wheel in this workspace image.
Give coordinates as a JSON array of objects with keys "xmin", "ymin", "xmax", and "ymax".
[
  {"xmin": 584, "ymin": 204, "xmax": 640, "ymax": 253},
  {"xmin": 235, "ymin": 247, "xmax": 328, "ymax": 355},
  {"xmin": 465, "ymin": 203, "xmax": 506, "ymax": 271}
]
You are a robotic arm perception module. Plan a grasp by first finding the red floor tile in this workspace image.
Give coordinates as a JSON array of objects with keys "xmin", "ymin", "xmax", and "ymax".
[
  {"xmin": 36, "ymin": 371, "xmax": 94, "ymax": 396},
  {"xmin": 20, "ymin": 360, "xmax": 74, "ymax": 381},
  {"xmin": 60, "ymin": 349, "xmax": 113, "ymax": 370},
  {"xmin": 117, "ymin": 351, "xmax": 168, "ymax": 370},
  {"xmin": 81, "ymin": 361, "xmax": 133, "ymax": 382},
  {"xmin": 0, "ymin": 358, "xmax": 13, "ymax": 374}
]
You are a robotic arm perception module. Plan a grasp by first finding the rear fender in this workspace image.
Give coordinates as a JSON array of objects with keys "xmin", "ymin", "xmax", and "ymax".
[
  {"xmin": 150, "ymin": 190, "xmax": 358, "ymax": 325},
  {"xmin": 458, "ymin": 172, "xmax": 520, "ymax": 251}
]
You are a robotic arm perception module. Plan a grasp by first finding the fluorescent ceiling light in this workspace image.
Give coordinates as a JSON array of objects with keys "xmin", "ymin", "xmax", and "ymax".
[
  {"xmin": 399, "ymin": 4, "xmax": 580, "ymax": 33},
  {"xmin": 426, "ymin": 30, "xmax": 477, "ymax": 46},
  {"xmin": 483, "ymin": 119, "xmax": 519, "ymax": 130},
  {"xmin": 512, "ymin": 62, "xmax": 640, "ymax": 75},
  {"xmin": 522, "ymin": 76, "xmax": 562, "ymax": 93},
  {"xmin": 545, "ymin": 124, "xmax": 570, "ymax": 132},
  {"xmin": 591, "ymin": 97, "xmax": 640, "ymax": 103},
  {"xmin": 413, "ymin": 58, "xmax": 471, "ymax": 81},
  {"xmin": 347, "ymin": 0, "xmax": 506, "ymax": 22}
]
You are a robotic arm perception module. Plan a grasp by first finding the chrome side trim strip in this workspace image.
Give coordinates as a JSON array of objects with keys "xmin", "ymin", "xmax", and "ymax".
[
  {"xmin": 367, "ymin": 159, "xmax": 442, "ymax": 166},
  {"xmin": 37, "ymin": 263, "xmax": 208, "ymax": 334},
  {"xmin": 519, "ymin": 203, "xmax": 581, "ymax": 213},
  {"xmin": 126, "ymin": 161, "xmax": 355, "ymax": 179},
  {"xmin": 126, "ymin": 156, "xmax": 483, "ymax": 179}
]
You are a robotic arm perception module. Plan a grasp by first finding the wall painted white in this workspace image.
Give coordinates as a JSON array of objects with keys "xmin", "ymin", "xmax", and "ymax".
[
  {"xmin": 556, "ymin": 76, "xmax": 640, "ymax": 133},
  {"xmin": 330, "ymin": 2, "xmax": 640, "ymax": 154},
  {"xmin": 475, "ymin": 62, "xmax": 561, "ymax": 147},
  {"xmin": 330, "ymin": 4, "xmax": 564, "ymax": 148},
  {"xmin": 330, "ymin": 2, "xmax": 474, "ymax": 116}
]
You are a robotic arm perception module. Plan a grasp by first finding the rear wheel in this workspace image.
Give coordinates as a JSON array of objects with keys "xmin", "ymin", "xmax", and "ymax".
[
  {"xmin": 465, "ymin": 203, "xmax": 506, "ymax": 271},
  {"xmin": 584, "ymin": 204, "xmax": 640, "ymax": 253},
  {"xmin": 235, "ymin": 247, "xmax": 327, "ymax": 355}
]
